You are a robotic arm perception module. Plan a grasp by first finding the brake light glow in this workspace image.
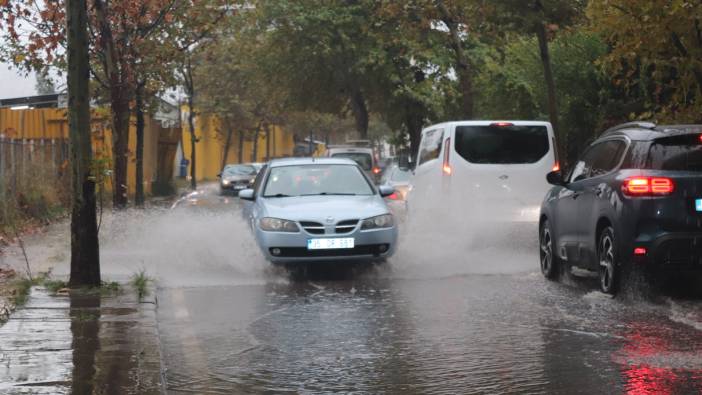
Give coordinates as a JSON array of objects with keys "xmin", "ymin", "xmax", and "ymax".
[
  {"xmin": 622, "ymin": 176, "xmax": 674, "ymax": 196},
  {"xmin": 634, "ymin": 247, "xmax": 647, "ymax": 256},
  {"xmin": 372, "ymin": 167, "xmax": 381, "ymax": 175},
  {"xmin": 699, "ymin": 134, "xmax": 702, "ymax": 143},
  {"xmin": 442, "ymin": 138, "xmax": 452, "ymax": 175},
  {"xmin": 387, "ymin": 192, "xmax": 398, "ymax": 200},
  {"xmin": 552, "ymin": 163, "xmax": 560, "ymax": 172},
  {"xmin": 491, "ymin": 122, "xmax": 514, "ymax": 127}
]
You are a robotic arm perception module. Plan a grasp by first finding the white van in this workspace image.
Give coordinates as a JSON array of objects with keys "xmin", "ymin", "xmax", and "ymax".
[{"xmin": 408, "ymin": 120, "xmax": 558, "ymax": 224}]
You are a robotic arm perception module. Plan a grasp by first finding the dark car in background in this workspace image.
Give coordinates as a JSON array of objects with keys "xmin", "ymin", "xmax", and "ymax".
[
  {"xmin": 381, "ymin": 164, "xmax": 412, "ymax": 201},
  {"xmin": 539, "ymin": 122, "xmax": 702, "ymax": 295},
  {"xmin": 219, "ymin": 163, "xmax": 258, "ymax": 195}
]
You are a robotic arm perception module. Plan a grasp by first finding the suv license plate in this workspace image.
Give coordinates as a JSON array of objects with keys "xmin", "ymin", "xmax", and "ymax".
[
  {"xmin": 307, "ymin": 238, "xmax": 355, "ymax": 250},
  {"xmin": 696, "ymin": 199, "xmax": 702, "ymax": 212}
]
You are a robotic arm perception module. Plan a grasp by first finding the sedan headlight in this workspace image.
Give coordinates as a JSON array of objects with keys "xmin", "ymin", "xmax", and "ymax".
[
  {"xmin": 222, "ymin": 179, "xmax": 231, "ymax": 186},
  {"xmin": 361, "ymin": 214, "xmax": 394, "ymax": 230},
  {"xmin": 259, "ymin": 217, "xmax": 300, "ymax": 232}
]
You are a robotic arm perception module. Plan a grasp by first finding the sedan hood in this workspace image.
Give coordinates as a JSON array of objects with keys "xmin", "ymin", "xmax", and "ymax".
[{"xmin": 261, "ymin": 195, "xmax": 388, "ymax": 222}]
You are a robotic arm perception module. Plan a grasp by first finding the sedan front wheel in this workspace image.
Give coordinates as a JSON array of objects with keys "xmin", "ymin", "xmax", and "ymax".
[{"xmin": 540, "ymin": 220, "xmax": 560, "ymax": 280}]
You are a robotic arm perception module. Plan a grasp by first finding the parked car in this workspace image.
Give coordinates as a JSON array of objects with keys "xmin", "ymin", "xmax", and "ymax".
[
  {"xmin": 324, "ymin": 146, "xmax": 381, "ymax": 184},
  {"xmin": 381, "ymin": 164, "xmax": 412, "ymax": 201},
  {"xmin": 408, "ymin": 121, "xmax": 558, "ymax": 224},
  {"xmin": 219, "ymin": 163, "xmax": 258, "ymax": 195},
  {"xmin": 539, "ymin": 122, "xmax": 702, "ymax": 295},
  {"xmin": 238, "ymin": 157, "xmax": 398, "ymax": 264}
]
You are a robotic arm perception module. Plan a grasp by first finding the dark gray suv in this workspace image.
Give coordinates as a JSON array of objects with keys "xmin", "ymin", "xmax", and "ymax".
[{"xmin": 539, "ymin": 122, "xmax": 702, "ymax": 295}]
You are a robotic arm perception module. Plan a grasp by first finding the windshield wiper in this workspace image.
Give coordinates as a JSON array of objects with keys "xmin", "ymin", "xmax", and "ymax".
[
  {"xmin": 301, "ymin": 192, "xmax": 357, "ymax": 196},
  {"xmin": 265, "ymin": 193, "xmax": 294, "ymax": 198}
]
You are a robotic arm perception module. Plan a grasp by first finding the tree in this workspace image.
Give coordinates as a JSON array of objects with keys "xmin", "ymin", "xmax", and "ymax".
[
  {"xmin": 485, "ymin": 0, "xmax": 586, "ymax": 156},
  {"xmin": 1, "ymin": 0, "xmax": 183, "ymax": 208},
  {"xmin": 588, "ymin": 1, "xmax": 702, "ymax": 123},
  {"xmin": 67, "ymin": 0, "xmax": 101, "ymax": 286},
  {"xmin": 252, "ymin": 0, "xmax": 380, "ymax": 138}
]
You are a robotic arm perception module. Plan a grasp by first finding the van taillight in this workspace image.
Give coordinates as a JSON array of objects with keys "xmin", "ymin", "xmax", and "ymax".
[
  {"xmin": 622, "ymin": 177, "xmax": 674, "ymax": 196},
  {"xmin": 442, "ymin": 138, "xmax": 452, "ymax": 175},
  {"xmin": 491, "ymin": 122, "xmax": 514, "ymax": 127},
  {"xmin": 372, "ymin": 167, "xmax": 381, "ymax": 175}
]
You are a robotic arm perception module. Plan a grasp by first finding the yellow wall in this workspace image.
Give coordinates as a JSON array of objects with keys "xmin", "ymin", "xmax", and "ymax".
[
  {"xmin": 0, "ymin": 107, "xmax": 179, "ymax": 196},
  {"xmin": 181, "ymin": 113, "xmax": 295, "ymax": 181}
]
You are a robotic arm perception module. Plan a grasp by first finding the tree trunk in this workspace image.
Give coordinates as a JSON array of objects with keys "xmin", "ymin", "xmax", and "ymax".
[
  {"xmin": 536, "ymin": 22, "xmax": 561, "ymax": 152},
  {"xmin": 94, "ymin": 0, "xmax": 129, "ymax": 209},
  {"xmin": 264, "ymin": 123, "xmax": 271, "ymax": 161},
  {"xmin": 237, "ymin": 130, "xmax": 244, "ymax": 163},
  {"xmin": 437, "ymin": 0, "xmax": 473, "ymax": 118},
  {"xmin": 251, "ymin": 126, "xmax": 260, "ymax": 162},
  {"xmin": 111, "ymin": 108, "xmax": 130, "ymax": 208},
  {"xmin": 350, "ymin": 89, "xmax": 369, "ymax": 139},
  {"xmin": 221, "ymin": 126, "xmax": 233, "ymax": 171},
  {"xmin": 183, "ymin": 60, "xmax": 197, "ymax": 190},
  {"xmin": 67, "ymin": 0, "xmax": 100, "ymax": 287},
  {"xmin": 134, "ymin": 82, "xmax": 145, "ymax": 207}
]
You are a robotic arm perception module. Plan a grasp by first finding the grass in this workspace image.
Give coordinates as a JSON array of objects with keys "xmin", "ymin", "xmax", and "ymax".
[{"xmin": 130, "ymin": 270, "xmax": 152, "ymax": 300}]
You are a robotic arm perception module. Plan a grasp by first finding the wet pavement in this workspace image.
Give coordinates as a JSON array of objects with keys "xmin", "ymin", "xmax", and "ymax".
[
  {"xmin": 0, "ymin": 287, "xmax": 162, "ymax": 394},
  {"xmin": 2, "ymin": 183, "xmax": 701, "ymax": 393}
]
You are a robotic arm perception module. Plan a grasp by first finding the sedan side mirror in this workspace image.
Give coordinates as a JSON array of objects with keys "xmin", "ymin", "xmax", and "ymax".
[
  {"xmin": 546, "ymin": 170, "xmax": 566, "ymax": 186},
  {"xmin": 239, "ymin": 189, "xmax": 255, "ymax": 201},
  {"xmin": 217, "ymin": 173, "xmax": 222, "ymax": 178},
  {"xmin": 378, "ymin": 185, "xmax": 395, "ymax": 197}
]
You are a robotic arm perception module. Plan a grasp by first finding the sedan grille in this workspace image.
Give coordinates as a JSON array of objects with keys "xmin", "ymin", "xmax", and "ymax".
[
  {"xmin": 335, "ymin": 220, "xmax": 359, "ymax": 234},
  {"xmin": 300, "ymin": 221, "xmax": 325, "ymax": 235}
]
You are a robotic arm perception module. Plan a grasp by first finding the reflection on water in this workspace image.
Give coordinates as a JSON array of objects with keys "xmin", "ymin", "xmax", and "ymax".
[
  {"xmin": 70, "ymin": 293, "xmax": 101, "ymax": 395},
  {"xmin": 159, "ymin": 271, "xmax": 702, "ymax": 394}
]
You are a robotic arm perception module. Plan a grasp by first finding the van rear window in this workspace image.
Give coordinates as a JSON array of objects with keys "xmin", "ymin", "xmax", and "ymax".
[
  {"xmin": 454, "ymin": 125, "xmax": 549, "ymax": 164},
  {"xmin": 647, "ymin": 134, "xmax": 702, "ymax": 171}
]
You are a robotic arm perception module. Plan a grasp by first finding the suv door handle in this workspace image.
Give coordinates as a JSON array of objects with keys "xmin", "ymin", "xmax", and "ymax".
[
  {"xmin": 572, "ymin": 191, "xmax": 581, "ymax": 200},
  {"xmin": 592, "ymin": 186, "xmax": 604, "ymax": 197}
]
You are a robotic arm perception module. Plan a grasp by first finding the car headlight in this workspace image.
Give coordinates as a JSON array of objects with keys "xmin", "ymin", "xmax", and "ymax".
[
  {"xmin": 259, "ymin": 217, "xmax": 300, "ymax": 232},
  {"xmin": 361, "ymin": 214, "xmax": 394, "ymax": 230},
  {"xmin": 222, "ymin": 179, "xmax": 231, "ymax": 186}
]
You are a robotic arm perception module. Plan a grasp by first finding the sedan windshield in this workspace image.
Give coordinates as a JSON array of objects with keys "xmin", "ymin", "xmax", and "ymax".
[
  {"xmin": 263, "ymin": 164, "xmax": 373, "ymax": 197},
  {"xmin": 223, "ymin": 165, "xmax": 256, "ymax": 176}
]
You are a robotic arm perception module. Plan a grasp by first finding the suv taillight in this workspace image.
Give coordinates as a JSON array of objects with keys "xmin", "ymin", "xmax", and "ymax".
[{"xmin": 622, "ymin": 176, "xmax": 674, "ymax": 196}]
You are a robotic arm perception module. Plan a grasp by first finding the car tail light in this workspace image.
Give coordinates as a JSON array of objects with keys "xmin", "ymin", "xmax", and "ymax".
[
  {"xmin": 552, "ymin": 136, "xmax": 560, "ymax": 172},
  {"xmin": 372, "ymin": 167, "xmax": 381, "ymax": 175},
  {"xmin": 491, "ymin": 122, "xmax": 514, "ymax": 127},
  {"xmin": 387, "ymin": 192, "xmax": 398, "ymax": 200},
  {"xmin": 442, "ymin": 138, "xmax": 452, "ymax": 175},
  {"xmin": 622, "ymin": 176, "xmax": 675, "ymax": 196},
  {"xmin": 634, "ymin": 247, "xmax": 647, "ymax": 256}
]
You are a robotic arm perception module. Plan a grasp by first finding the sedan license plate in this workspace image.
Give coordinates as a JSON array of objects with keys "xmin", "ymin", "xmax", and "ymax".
[
  {"xmin": 234, "ymin": 184, "xmax": 246, "ymax": 190},
  {"xmin": 696, "ymin": 199, "xmax": 702, "ymax": 212},
  {"xmin": 307, "ymin": 238, "xmax": 355, "ymax": 250}
]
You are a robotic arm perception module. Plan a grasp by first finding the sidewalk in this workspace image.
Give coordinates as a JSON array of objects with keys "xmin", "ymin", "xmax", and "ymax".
[{"xmin": 0, "ymin": 285, "xmax": 163, "ymax": 394}]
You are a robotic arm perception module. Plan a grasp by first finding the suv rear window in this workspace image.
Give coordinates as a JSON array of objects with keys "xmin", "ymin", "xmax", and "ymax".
[
  {"xmin": 647, "ymin": 134, "xmax": 702, "ymax": 171},
  {"xmin": 454, "ymin": 125, "xmax": 549, "ymax": 164}
]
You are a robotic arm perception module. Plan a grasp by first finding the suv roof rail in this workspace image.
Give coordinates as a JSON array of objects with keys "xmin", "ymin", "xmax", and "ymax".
[{"xmin": 602, "ymin": 121, "xmax": 656, "ymax": 136}]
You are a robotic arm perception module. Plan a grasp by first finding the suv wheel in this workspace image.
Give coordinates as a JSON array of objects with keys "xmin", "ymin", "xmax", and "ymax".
[
  {"xmin": 540, "ymin": 220, "xmax": 559, "ymax": 279},
  {"xmin": 598, "ymin": 227, "xmax": 620, "ymax": 295}
]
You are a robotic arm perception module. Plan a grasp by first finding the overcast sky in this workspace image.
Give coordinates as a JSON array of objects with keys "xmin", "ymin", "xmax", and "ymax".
[{"xmin": 0, "ymin": 62, "xmax": 38, "ymax": 99}]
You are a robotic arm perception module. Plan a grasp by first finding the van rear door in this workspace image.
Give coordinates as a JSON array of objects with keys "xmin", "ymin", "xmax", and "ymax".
[{"xmin": 449, "ymin": 122, "xmax": 556, "ymax": 222}]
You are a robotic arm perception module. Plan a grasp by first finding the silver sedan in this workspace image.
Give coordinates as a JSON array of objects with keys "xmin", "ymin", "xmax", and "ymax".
[{"xmin": 239, "ymin": 157, "xmax": 398, "ymax": 264}]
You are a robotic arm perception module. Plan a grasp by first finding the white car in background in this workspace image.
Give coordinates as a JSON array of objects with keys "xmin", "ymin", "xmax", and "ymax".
[{"xmin": 408, "ymin": 121, "xmax": 559, "ymax": 225}]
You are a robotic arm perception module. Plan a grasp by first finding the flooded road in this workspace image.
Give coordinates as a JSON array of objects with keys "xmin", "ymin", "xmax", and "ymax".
[
  {"xmin": 2, "ymin": 184, "xmax": 701, "ymax": 393},
  {"xmin": 155, "ymin": 186, "xmax": 702, "ymax": 394}
]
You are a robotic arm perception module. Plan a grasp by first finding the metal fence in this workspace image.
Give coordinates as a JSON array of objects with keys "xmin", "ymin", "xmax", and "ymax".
[{"xmin": 0, "ymin": 137, "xmax": 70, "ymax": 195}]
